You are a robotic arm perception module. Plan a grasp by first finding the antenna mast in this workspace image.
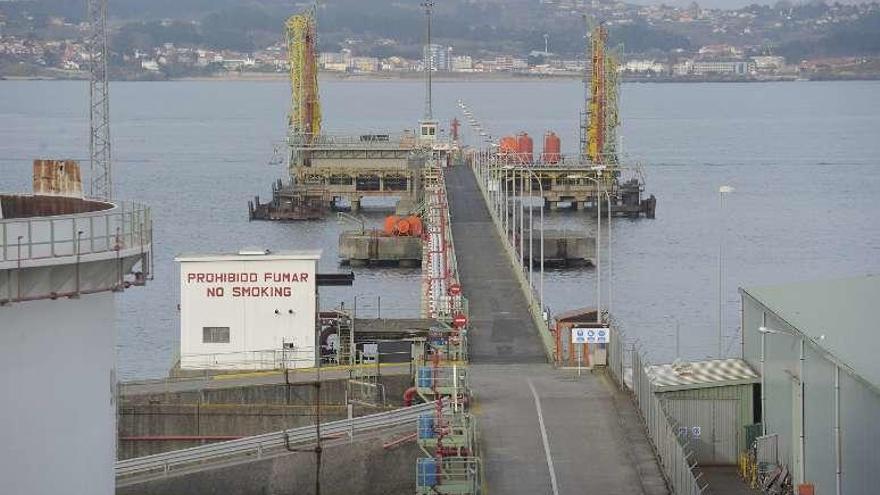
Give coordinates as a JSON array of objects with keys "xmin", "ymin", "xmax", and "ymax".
[
  {"xmin": 422, "ymin": 1, "xmax": 435, "ymax": 120},
  {"xmin": 87, "ymin": 0, "xmax": 111, "ymax": 199}
]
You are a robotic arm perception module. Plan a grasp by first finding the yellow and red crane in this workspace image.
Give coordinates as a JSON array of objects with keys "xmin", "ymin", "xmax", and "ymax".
[
  {"xmin": 286, "ymin": 10, "xmax": 321, "ymax": 144},
  {"xmin": 585, "ymin": 23, "xmax": 620, "ymax": 166}
]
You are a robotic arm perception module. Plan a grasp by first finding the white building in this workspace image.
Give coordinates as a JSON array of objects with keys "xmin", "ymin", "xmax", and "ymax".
[
  {"xmin": 451, "ymin": 55, "xmax": 473, "ymax": 72},
  {"xmin": 752, "ymin": 56, "xmax": 786, "ymax": 72},
  {"xmin": 424, "ymin": 43, "xmax": 451, "ymax": 71},
  {"xmin": 320, "ymin": 50, "xmax": 351, "ymax": 72},
  {"xmin": 621, "ymin": 59, "xmax": 667, "ymax": 73},
  {"xmin": 176, "ymin": 249, "xmax": 320, "ymax": 370},
  {"xmin": 350, "ymin": 56, "xmax": 379, "ymax": 73}
]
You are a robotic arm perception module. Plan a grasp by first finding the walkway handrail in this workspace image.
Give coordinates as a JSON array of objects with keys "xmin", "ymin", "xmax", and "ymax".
[
  {"xmin": 116, "ymin": 400, "xmax": 444, "ymax": 482},
  {"xmin": 468, "ymin": 153, "xmax": 555, "ymax": 361}
]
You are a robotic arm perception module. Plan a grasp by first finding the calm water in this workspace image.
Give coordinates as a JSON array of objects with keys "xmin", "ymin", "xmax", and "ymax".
[{"xmin": 1, "ymin": 79, "xmax": 878, "ymax": 379}]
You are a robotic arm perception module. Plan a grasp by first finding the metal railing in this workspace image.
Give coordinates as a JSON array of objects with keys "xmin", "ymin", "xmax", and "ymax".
[
  {"xmin": 115, "ymin": 400, "xmax": 445, "ymax": 484},
  {"xmin": 289, "ymin": 132, "xmax": 416, "ymax": 150},
  {"xmin": 178, "ymin": 347, "xmax": 316, "ymax": 371},
  {"xmin": 469, "ymin": 153, "xmax": 555, "ymax": 360},
  {"xmin": 608, "ymin": 326, "xmax": 707, "ymax": 495},
  {"xmin": 0, "ymin": 200, "xmax": 151, "ymax": 263}
]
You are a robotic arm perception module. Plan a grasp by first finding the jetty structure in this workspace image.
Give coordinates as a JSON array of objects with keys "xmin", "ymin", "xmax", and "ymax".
[
  {"xmin": 479, "ymin": 22, "xmax": 657, "ymax": 218},
  {"xmin": 101, "ymin": 12, "xmax": 762, "ymax": 495},
  {"xmin": 249, "ymin": 7, "xmax": 452, "ymax": 221}
]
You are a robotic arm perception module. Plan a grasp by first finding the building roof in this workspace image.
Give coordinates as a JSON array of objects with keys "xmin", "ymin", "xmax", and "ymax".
[
  {"xmin": 646, "ymin": 358, "xmax": 759, "ymax": 392},
  {"xmin": 176, "ymin": 249, "xmax": 322, "ymax": 262},
  {"xmin": 555, "ymin": 307, "xmax": 600, "ymax": 324},
  {"xmin": 741, "ymin": 275, "xmax": 880, "ymax": 390}
]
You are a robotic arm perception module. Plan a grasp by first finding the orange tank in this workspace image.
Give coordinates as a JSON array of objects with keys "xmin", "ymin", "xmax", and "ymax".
[
  {"xmin": 383, "ymin": 215, "xmax": 423, "ymax": 237},
  {"xmin": 516, "ymin": 132, "xmax": 533, "ymax": 163},
  {"xmin": 384, "ymin": 215, "xmax": 400, "ymax": 235},
  {"xmin": 542, "ymin": 131, "xmax": 561, "ymax": 164},
  {"xmin": 399, "ymin": 215, "xmax": 423, "ymax": 237},
  {"xmin": 499, "ymin": 136, "xmax": 518, "ymax": 156}
]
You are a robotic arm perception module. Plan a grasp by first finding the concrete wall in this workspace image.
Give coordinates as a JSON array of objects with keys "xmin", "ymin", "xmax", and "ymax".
[
  {"xmin": 0, "ymin": 293, "xmax": 116, "ymax": 495},
  {"xmin": 119, "ymin": 375, "xmax": 412, "ymax": 459},
  {"xmin": 742, "ymin": 292, "xmax": 880, "ymax": 493},
  {"xmin": 118, "ymin": 432, "xmax": 420, "ymax": 495}
]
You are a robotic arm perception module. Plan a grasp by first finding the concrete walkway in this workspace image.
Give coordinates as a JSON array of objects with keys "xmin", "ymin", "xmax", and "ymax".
[{"xmin": 446, "ymin": 165, "xmax": 668, "ymax": 495}]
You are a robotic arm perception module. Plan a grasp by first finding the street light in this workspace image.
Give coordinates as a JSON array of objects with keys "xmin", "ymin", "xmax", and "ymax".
[
  {"xmin": 718, "ymin": 185, "xmax": 734, "ymax": 358},
  {"xmin": 758, "ymin": 324, "xmax": 806, "ymax": 485},
  {"xmin": 567, "ymin": 173, "xmax": 612, "ymax": 324},
  {"xmin": 479, "ymin": 154, "xmax": 547, "ymax": 315},
  {"xmin": 501, "ymin": 164, "xmax": 545, "ymax": 314}
]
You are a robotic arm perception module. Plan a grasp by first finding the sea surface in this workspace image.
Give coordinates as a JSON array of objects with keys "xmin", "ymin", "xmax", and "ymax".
[{"xmin": 1, "ymin": 79, "xmax": 878, "ymax": 379}]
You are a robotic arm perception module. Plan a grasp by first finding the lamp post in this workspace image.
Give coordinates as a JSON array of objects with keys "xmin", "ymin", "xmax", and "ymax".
[
  {"xmin": 759, "ymin": 325, "xmax": 806, "ymax": 485},
  {"xmin": 718, "ymin": 185, "xmax": 734, "ymax": 358},
  {"xmin": 568, "ymin": 172, "xmax": 612, "ymax": 323},
  {"xmin": 503, "ymin": 164, "xmax": 544, "ymax": 314}
]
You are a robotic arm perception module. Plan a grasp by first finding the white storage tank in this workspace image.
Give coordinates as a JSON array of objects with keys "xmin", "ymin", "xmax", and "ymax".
[{"xmin": 0, "ymin": 193, "xmax": 152, "ymax": 495}]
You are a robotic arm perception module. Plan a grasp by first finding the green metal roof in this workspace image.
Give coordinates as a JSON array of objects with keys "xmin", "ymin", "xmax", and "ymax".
[{"xmin": 741, "ymin": 274, "xmax": 880, "ymax": 390}]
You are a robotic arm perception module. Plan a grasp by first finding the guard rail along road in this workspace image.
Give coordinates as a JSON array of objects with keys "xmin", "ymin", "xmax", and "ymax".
[
  {"xmin": 115, "ymin": 400, "xmax": 446, "ymax": 486},
  {"xmin": 609, "ymin": 326, "xmax": 709, "ymax": 495}
]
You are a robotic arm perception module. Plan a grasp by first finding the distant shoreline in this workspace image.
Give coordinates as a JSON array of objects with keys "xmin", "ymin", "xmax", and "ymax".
[{"xmin": 2, "ymin": 71, "xmax": 879, "ymax": 83}]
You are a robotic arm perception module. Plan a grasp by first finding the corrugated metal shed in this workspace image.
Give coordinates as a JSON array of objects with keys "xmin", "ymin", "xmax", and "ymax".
[
  {"xmin": 741, "ymin": 274, "xmax": 880, "ymax": 390},
  {"xmin": 645, "ymin": 358, "xmax": 759, "ymax": 393},
  {"xmin": 646, "ymin": 359, "xmax": 758, "ymax": 464}
]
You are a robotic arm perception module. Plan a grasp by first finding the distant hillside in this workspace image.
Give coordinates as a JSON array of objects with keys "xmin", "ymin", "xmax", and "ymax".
[{"xmin": 1, "ymin": 0, "xmax": 878, "ymax": 60}]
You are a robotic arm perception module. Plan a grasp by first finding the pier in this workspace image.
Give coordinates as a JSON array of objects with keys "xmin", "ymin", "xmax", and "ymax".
[{"xmin": 446, "ymin": 163, "xmax": 668, "ymax": 494}]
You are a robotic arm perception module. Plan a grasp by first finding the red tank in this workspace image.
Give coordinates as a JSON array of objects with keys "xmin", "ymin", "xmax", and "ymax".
[
  {"xmin": 542, "ymin": 131, "xmax": 561, "ymax": 164},
  {"xmin": 516, "ymin": 132, "xmax": 533, "ymax": 164},
  {"xmin": 499, "ymin": 136, "xmax": 518, "ymax": 155}
]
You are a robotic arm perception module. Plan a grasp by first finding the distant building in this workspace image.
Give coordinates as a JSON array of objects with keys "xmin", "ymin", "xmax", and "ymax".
[
  {"xmin": 675, "ymin": 59, "xmax": 753, "ymax": 76},
  {"xmin": 220, "ymin": 58, "xmax": 255, "ymax": 71},
  {"xmin": 752, "ymin": 56, "xmax": 786, "ymax": 72},
  {"xmin": 319, "ymin": 50, "xmax": 352, "ymax": 72},
  {"xmin": 350, "ymin": 56, "xmax": 379, "ymax": 73},
  {"xmin": 424, "ymin": 43, "xmax": 451, "ymax": 71},
  {"xmin": 141, "ymin": 59, "xmax": 160, "ymax": 72},
  {"xmin": 621, "ymin": 59, "xmax": 667, "ymax": 74},
  {"xmin": 451, "ymin": 55, "xmax": 473, "ymax": 72},
  {"xmin": 698, "ymin": 44, "xmax": 742, "ymax": 58},
  {"xmin": 740, "ymin": 276, "xmax": 880, "ymax": 493},
  {"xmin": 493, "ymin": 56, "xmax": 528, "ymax": 72}
]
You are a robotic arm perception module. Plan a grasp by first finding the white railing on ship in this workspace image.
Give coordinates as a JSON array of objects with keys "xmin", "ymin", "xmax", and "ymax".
[{"xmin": 116, "ymin": 400, "xmax": 444, "ymax": 483}]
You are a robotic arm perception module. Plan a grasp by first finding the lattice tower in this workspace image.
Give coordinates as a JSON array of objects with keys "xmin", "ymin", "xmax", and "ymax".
[{"xmin": 87, "ymin": 0, "xmax": 112, "ymax": 199}]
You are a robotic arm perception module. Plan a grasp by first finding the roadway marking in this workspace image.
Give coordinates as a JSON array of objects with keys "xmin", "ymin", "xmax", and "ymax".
[{"xmin": 528, "ymin": 378, "xmax": 560, "ymax": 495}]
